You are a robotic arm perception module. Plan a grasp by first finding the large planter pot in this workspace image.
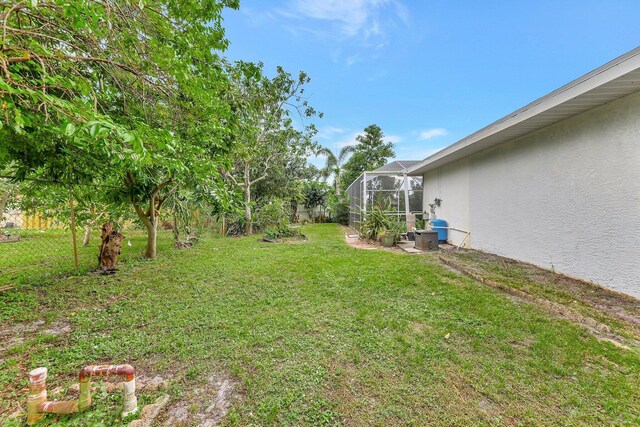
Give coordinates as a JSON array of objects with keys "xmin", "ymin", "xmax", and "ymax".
[{"xmin": 381, "ymin": 235, "xmax": 395, "ymax": 247}]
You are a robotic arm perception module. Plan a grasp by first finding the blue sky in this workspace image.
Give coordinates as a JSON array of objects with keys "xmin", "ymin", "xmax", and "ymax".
[{"xmin": 222, "ymin": 1, "xmax": 640, "ymax": 167}]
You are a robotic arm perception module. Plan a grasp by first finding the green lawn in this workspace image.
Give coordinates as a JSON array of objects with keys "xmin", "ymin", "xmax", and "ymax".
[{"xmin": 1, "ymin": 224, "xmax": 638, "ymax": 426}]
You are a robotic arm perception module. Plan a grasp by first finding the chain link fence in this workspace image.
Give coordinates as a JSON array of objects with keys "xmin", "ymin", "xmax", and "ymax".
[
  {"xmin": 0, "ymin": 205, "xmax": 161, "ymax": 288},
  {"xmin": 1, "ymin": 204, "xmax": 79, "ymax": 287},
  {"xmin": 0, "ymin": 181, "xmax": 216, "ymax": 288}
]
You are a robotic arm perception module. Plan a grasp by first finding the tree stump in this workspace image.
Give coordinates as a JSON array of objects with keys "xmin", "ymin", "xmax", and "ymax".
[{"xmin": 98, "ymin": 222, "xmax": 125, "ymax": 274}]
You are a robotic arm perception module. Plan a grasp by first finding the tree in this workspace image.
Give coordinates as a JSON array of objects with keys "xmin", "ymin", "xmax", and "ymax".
[
  {"xmin": 303, "ymin": 181, "xmax": 330, "ymax": 222},
  {"xmin": 224, "ymin": 62, "xmax": 320, "ymax": 235},
  {"xmin": 318, "ymin": 146, "xmax": 354, "ymax": 196},
  {"xmin": 0, "ymin": 0, "xmax": 240, "ymax": 258},
  {"xmin": 252, "ymin": 156, "xmax": 320, "ymax": 223},
  {"xmin": 341, "ymin": 124, "xmax": 395, "ymax": 192}
]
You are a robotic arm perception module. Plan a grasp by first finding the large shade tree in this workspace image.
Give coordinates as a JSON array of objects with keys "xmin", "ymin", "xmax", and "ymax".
[
  {"xmin": 341, "ymin": 124, "xmax": 395, "ymax": 192},
  {"xmin": 225, "ymin": 62, "xmax": 320, "ymax": 235},
  {"xmin": 0, "ymin": 0, "xmax": 239, "ymax": 258},
  {"xmin": 252, "ymin": 152, "xmax": 321, "ymax": 222}
]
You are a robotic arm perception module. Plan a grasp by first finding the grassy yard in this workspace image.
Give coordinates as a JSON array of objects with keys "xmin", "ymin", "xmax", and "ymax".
[{"xmin": 1, "ymin": 224, "xmax": 638, "ymax": 426}]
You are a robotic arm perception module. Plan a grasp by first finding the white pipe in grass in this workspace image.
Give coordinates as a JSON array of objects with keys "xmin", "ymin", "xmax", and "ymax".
[{"xmin": 122, "ymin": 378, "xmax": 138, "ymax": 417}]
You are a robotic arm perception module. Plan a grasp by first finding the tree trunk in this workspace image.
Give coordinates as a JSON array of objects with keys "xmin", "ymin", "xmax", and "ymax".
[
  {"xmin": 244, "ymin": 184, "xmax": 252, "ymax": 235},
  {"xmin": 290, "ymin": 200, "xmax": 297, "ymax": 223},
  {"xmin": 82, "ymin": 225, "xmax": 91, "ymax": 246},
  {"xmin": 244, "ymin": 164, "xmax": 253, "ymax": 235},
  {"xmin": 134, "ymin": 197, "xmax": 158, "ymax": 259},
  {"xmin": 172, "ymin": 211, "xmax": 180, "ymax": 247},
  {"xmin": 335, "ymin": 173, "xmax": 341, "ymax": 197},
  {"xmin": 147, "ymin": 195, "xmax": 158, "ymax": 258},
  {"xmin": 146, "ymin": 221, "xmax": 157, "ymax": 258}
]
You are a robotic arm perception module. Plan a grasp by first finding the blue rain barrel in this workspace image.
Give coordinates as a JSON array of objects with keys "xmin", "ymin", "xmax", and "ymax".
[{"xmin": 430, "ymin": 219, "xmax": 448, "ymax": 242}]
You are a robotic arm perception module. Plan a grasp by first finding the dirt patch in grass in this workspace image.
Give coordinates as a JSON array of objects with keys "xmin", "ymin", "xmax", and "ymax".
[
  {"xmin": 118, "ymin": 363, "xmax": 235, "ymax": 426},
  {"xmin": 158, "ymin": 373, "xmax": 240, "ymax": 426},
  {"xmin": 409, "ymin": 321, "xmax": 432, "ymax": 334},
  {"xmin": 438, "ymin": 251, "xmax": 640, "ymax": 349},
  {"xmin": 0, "ymin": 319, "xmax": 72, "ymax": 355},
  {"xmin": 2, "ymin": 367, "xmax": 238, "ymax": 426},
  {"xmin": 509, "ymin": 336, "xmax": 534, "ymax": 350},
  {"xmin": 443, "ymin": 368, "xmax": 503, "ymax": 420}
]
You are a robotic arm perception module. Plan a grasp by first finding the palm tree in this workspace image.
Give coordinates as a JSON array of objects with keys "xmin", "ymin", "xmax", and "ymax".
[{"xmin": 317, "ymin": 145, "xmax": 355, "ymax": 196}]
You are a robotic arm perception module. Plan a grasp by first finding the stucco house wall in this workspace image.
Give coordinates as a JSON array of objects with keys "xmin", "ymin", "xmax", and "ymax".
[
  {"xmin": 423, "ymin": 158, "xmax": 471, "ymax": 248},
  {"xmin": 423, "ymin": 90, "xmax": 640, "ymax": 298}
]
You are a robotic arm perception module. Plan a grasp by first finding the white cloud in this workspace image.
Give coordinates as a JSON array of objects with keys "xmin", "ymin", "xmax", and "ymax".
[
  {"xmin": 346, "ymin": 54, "xmax": 361, "ymax": 67},
  {"xmin": 335, "ymin": 131, "xmax": 362, "ymax": 148},
  {"xmin": 419, "ymin": 128, "xmax": 448, "ymax": 140},
  {"xmin": 241, "ymin": 7, "xmax": 279, "ymax": 26},
  {"xmin": 283, "ymin": 0, "xmax": 410, "ymax": 40},
  {"xmin": 317, "ymin": 126, "xmax": 346, "ymax": 140},
  {"xmin": 386, "ymin": 134, "xmax": 403, "ymax": 144}
]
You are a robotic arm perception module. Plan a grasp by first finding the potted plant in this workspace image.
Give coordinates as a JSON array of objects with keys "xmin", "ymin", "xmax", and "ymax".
[
  {"xmin": 380, "ymin": 221, "xmax": 405, "ymax": 247},
  {"xmin": 380, "ymin": 229, "xmax": 395, "ymax": 247}
]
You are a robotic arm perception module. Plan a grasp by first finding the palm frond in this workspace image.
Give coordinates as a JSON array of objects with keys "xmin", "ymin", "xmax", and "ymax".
[{"xmin": 338, "ymin": 145, "xmax": 355, "ymax": 163}]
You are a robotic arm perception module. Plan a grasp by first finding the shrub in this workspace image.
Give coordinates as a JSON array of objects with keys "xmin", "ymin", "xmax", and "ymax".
[
  {"xmin": 222, "ymin": 211, "xmax": 247, "ymax": 236},
  {"xmin": 264, "ymin": 225, "xmax": 296, "ymax": 240},
  {"xmin": 332, "ymin": 199, "xmax": 349, "ymax": 225},
  {"xmin": 255, "ymin": 198, "xmax": 290, "ymax": 232},
  {"xmin": 359, "ymin": 205, "xmax": 390, "ymax": 240}
]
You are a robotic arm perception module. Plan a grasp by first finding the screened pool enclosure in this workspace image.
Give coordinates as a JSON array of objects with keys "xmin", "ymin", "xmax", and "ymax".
[{"xmin": 346, "ymin": 161, "xmax": 423, "ymax": 230}]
